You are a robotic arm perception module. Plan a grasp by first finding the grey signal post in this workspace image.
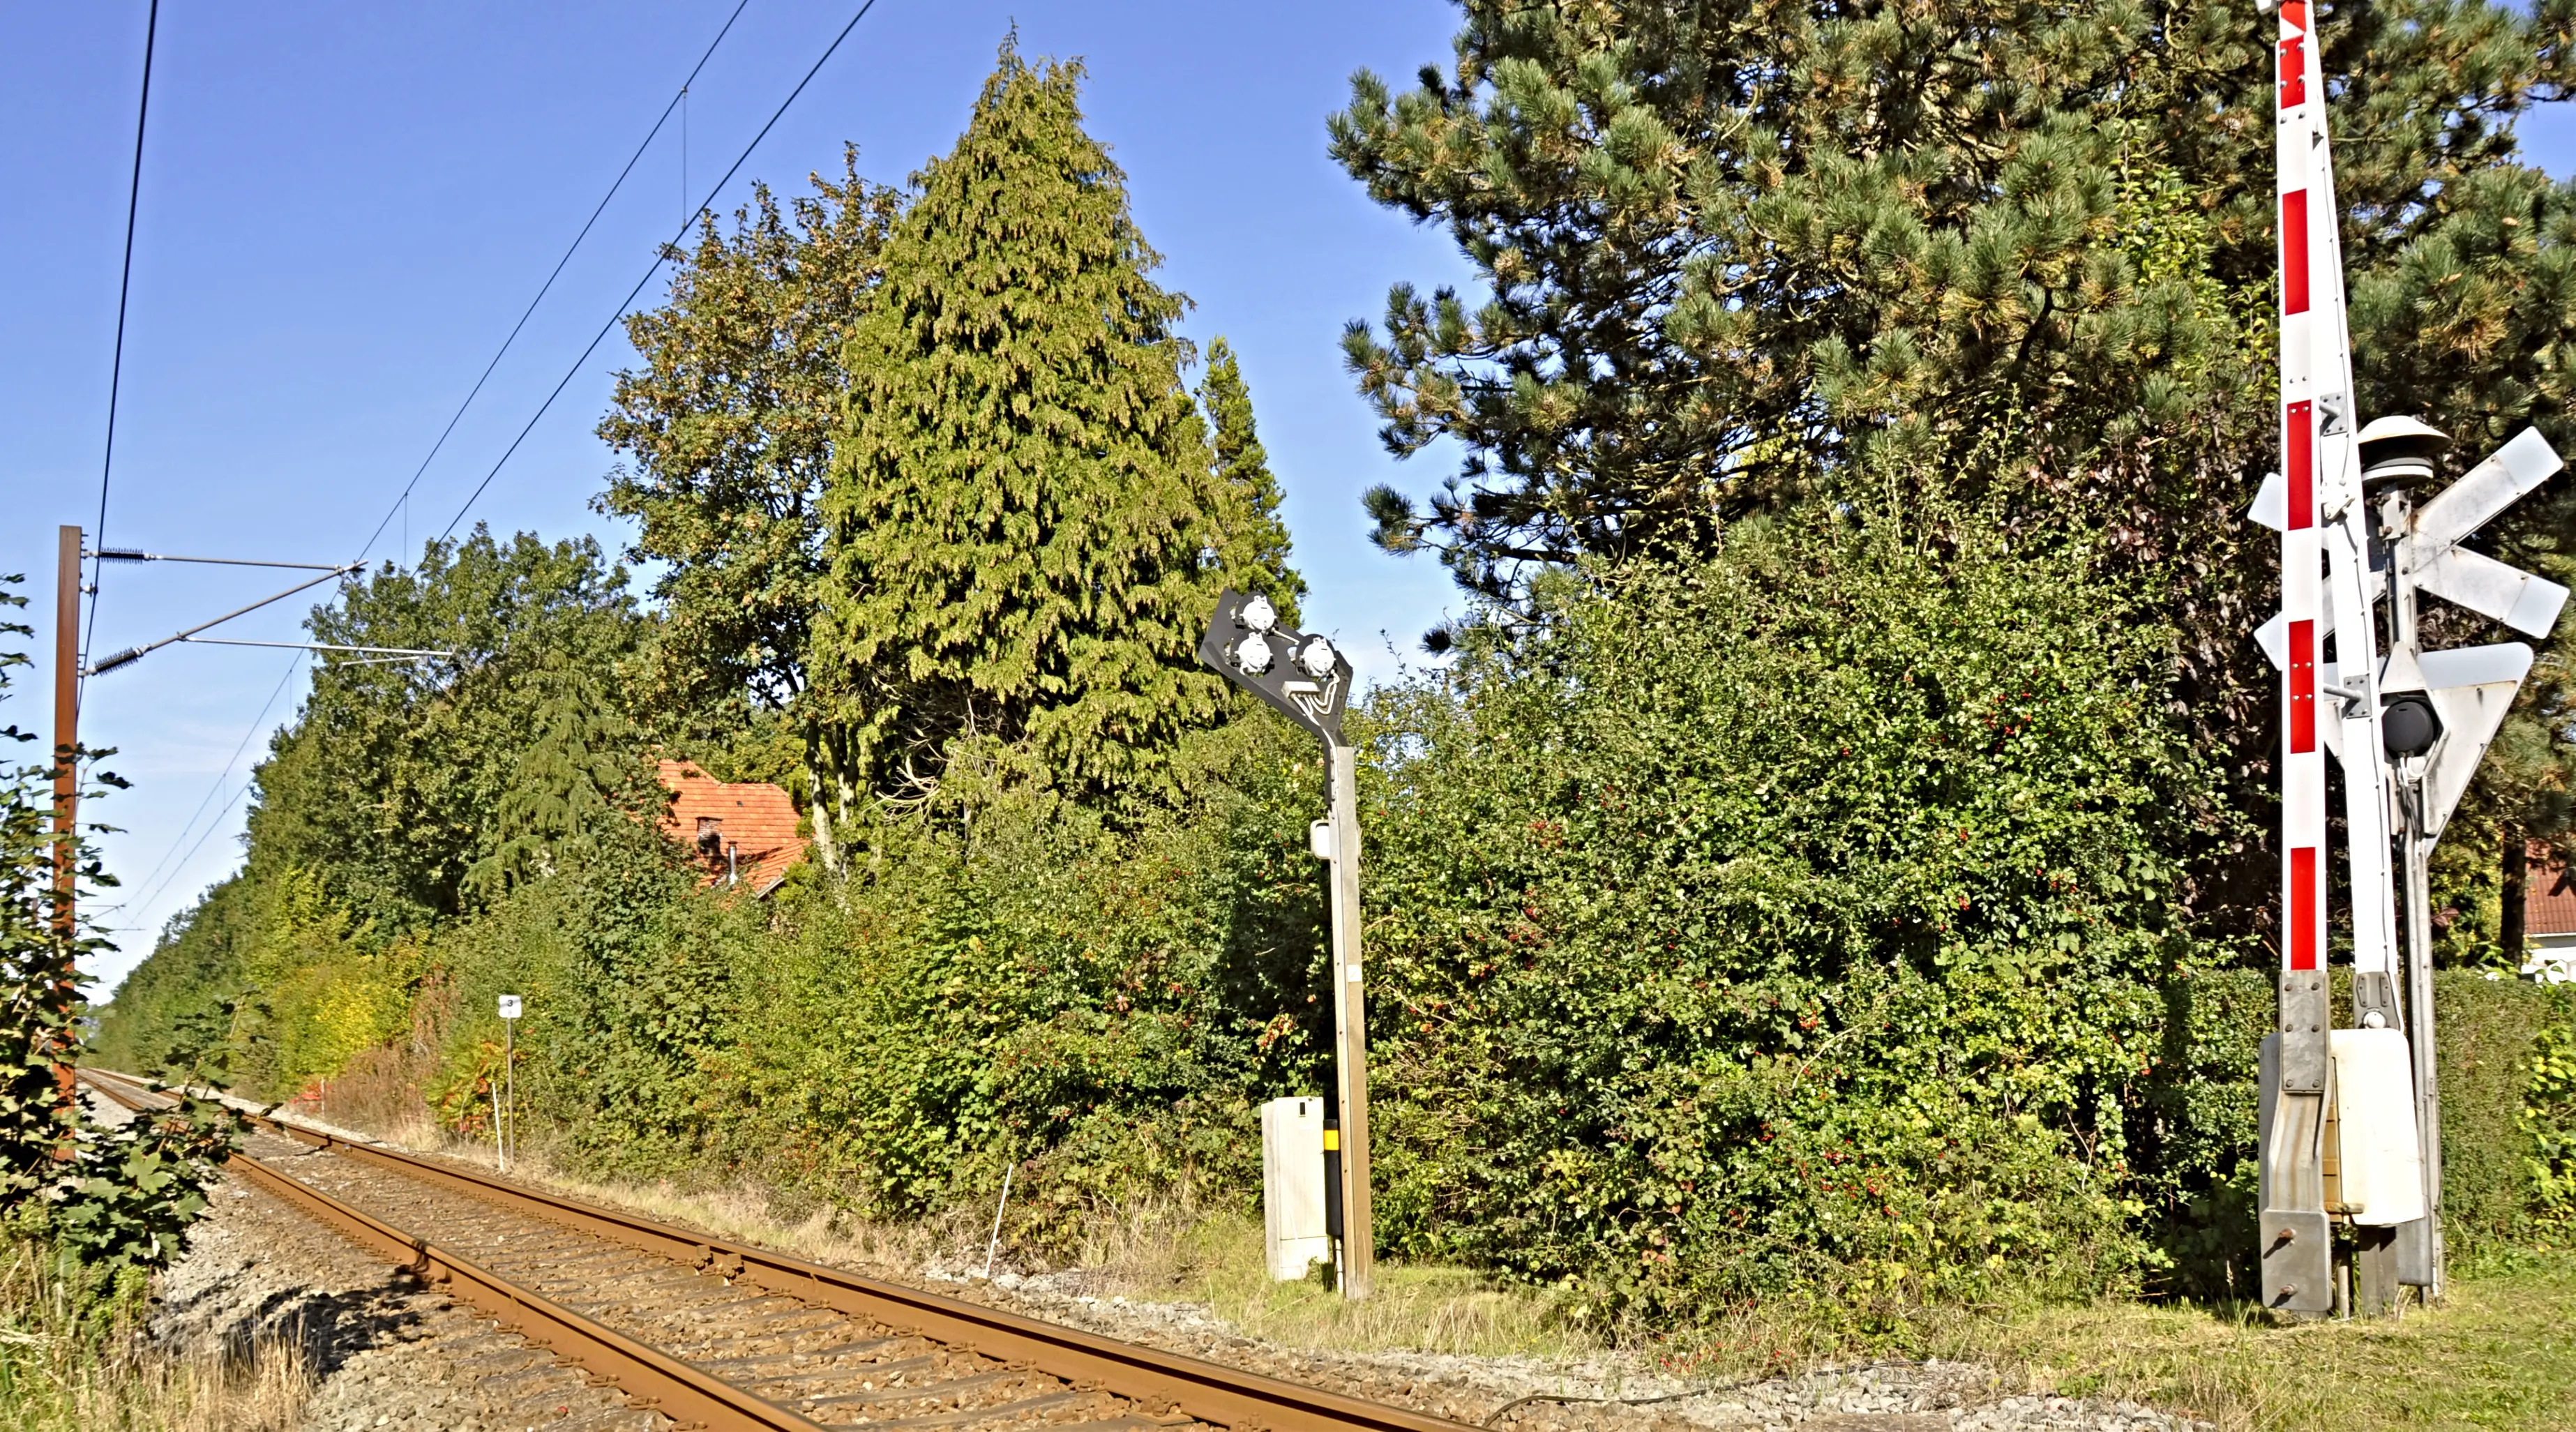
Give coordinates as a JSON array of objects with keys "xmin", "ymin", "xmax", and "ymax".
[
  {"xmin": 2367, "ymin": 421, "xmax": 2566, "ymax": 1302},
  {"xmin": 1198, "ymin": 590, "xmax": 1373, "ymax": 1300}
]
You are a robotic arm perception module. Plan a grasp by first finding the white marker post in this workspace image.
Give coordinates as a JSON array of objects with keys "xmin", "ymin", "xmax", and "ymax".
[{"xmin": 497, "ymin": 994, "xmax": 522, "ymax": 1175}]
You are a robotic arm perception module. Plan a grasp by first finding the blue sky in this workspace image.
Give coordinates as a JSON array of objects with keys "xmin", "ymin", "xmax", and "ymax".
[{"xmin": 4, "ymin": 1, "xmax": 1481, "ymax": 992}]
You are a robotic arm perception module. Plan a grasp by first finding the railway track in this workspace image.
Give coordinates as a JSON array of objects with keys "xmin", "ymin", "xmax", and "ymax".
[{"xmin": 80, "ymin": 1067, "xmax": 1479, "ymax": 1432}]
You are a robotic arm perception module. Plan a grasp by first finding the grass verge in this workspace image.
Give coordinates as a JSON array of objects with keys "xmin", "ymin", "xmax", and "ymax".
[
  {"xmin": 0, "ymin": 1239, "xmax": 310, "ymax": 1432},
  {"xmin": 1073, "ymin": 1213, "xmax": 1599, "ymax": 1360},
  {"xmin": 1910, "ymin": 1247, "xmax": 2576, "ymax": 1432}
]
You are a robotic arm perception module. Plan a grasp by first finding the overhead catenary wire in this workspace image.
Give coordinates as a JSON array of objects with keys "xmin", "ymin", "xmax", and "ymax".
[
  {"xmin": 84, "ymin": 564, "xmax": 360, "ymax": 677},
  {"xmin": 114, "ymin": 642, "xmax": 437, "ymax": 927},
  {"xmin": 113, "ymin": 0, "xmax": 882, "ymax": 947},
  {"xmin": 114, "ymin": 651, "xmax": 308, "ymax": 924},
  {"xmin": 112, "ymin": 3, "xmax": 758, "ymax": 942},
  {"xmin": 123, "ymin": 772, "xmax": 262, "ymax": 931},
  {"xmin": 349, "ymin": 0, "xmax": 753, "ymax": 570},
  {"xmin": 437, "ymin": 0, "xmax": 883, "ymax": 541},
  {"xmin": 80, "ymin": 0, "xmax": 163, "ymax": 702}
]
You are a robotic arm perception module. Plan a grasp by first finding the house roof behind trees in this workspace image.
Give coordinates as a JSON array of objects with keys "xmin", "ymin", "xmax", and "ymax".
[{"xmin": 656, "ymin": 760, "xmax": 804, "ymax": 897}]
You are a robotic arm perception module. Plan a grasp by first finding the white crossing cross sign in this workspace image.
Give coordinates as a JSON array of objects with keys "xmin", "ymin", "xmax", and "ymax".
[
  {"xmin": 2402, "ymin": 428, "xmax": 2568, "ymax": 637},
  {"xmin": 2254, "ymin": 424, "xmax": 2565, "ymax": 859}
]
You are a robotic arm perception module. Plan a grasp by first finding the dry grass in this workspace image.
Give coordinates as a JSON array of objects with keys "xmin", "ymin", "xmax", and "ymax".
[
  {"xmin": 284, "ymin": 1039, "xmax": 446, "ymax": 1150},
  {"xmin": 0, "ymin": 1242, "xmax": 312, "ymax": 1432},
  {"xmin": 1096, "ymin": 1214, "xmax": 1599, "ymax": 1360}
]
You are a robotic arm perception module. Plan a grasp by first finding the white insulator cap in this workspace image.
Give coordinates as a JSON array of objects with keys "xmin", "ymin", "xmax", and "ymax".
[{"xmin": 2356, "ymin": 414, "xmax": 2450, "ymax": 449}]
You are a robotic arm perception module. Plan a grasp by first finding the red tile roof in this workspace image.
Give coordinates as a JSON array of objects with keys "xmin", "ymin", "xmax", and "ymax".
[
  {"xmin": 656, "ymin": 760, "xmax": 806, "ymax": 896},
  {"xmin": 2530, "ymin": 846, "xmax": 2576, "ymax": 937}
]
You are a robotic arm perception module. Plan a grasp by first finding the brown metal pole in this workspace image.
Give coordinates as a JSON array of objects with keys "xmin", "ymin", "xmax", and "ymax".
[
  {"xmin": 51, "ymin": 527, "xmax": 81, "ymax": 933},
  {"xmin": 49, "ymin": 527, "xmax": 82, "ymax": 1107},
  {"xmin": 1327, "ymin": 740, "xmax": 1373, "ymax": 1299}
]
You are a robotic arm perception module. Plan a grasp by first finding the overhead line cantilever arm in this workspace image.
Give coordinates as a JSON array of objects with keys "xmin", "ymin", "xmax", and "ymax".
[
  {"xmin": 83, "ymin": 564, "xmax": 360, "ymax": 677},
  {"xmin": 94, "ymin": 548, "xmax": 349, "ymax": 571}
]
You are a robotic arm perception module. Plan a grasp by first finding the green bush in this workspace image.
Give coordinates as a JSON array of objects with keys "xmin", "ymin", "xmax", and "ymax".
[
  {"xmin": 92, "ymin": 511, "xmax": 2576, "ymax": 1321},
  {"xmin": 2128, "ymin": 968, "xmax": 2270, "ymax": 1299},
  {"xmin": 2464, "ymin": 975, "xmax": 2576, "ymax": 1245},
  {"xmin": 1350, "ymin": 518, "xmax": 2226, "ymax": 1321},
  {"xmin": 0, "ymin": 576, "xmax": 234, "ymax": 1281},
  {"xmin": 389, "ymin": 715, "xmax": 1334, "ymax": 1246}
]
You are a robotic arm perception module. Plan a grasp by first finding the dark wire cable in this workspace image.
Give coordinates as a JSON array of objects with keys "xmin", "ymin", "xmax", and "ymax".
[
  {"xmin": 81, "ymin": 0, "xmax": 162, "ymax": 702},
  {"xmin": 351, "ymin": 0, "xmax": 753, "ymax": 568},
  {"xmin": 438, "ymin": 0, "xmax": 882, "ymax": 541},
  {"xmin": 127, "ymin": 768, "xmax": 264, "ymax": 929},
  {"xmin": 119, "ymin": 5, "xmax": 755, "ymax": 947},
  {"xmin": 121, "ymin": 3, "xmax": 752, "ymax": 939},
  {"xmin": 110, "ymin": 3, "xmax": 798, "ymax": 944}
]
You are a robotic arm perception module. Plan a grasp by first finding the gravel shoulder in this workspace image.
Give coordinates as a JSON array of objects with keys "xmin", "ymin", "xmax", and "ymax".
[
  {"xmin": 93, "ymin": 1087, "xmax": 659, "ymax": 1432},
  {"xmin": 155, "ymin": 1167, "xmax": 665, "ymax": 1432}
]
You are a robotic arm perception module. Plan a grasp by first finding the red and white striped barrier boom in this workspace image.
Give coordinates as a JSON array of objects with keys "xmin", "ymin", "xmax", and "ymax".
[{"xmin": 2261, "ymin": 0, "xmax": 2395, "ymax": 1314}]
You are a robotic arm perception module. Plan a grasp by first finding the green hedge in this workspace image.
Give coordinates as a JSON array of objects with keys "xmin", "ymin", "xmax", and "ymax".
[
  {"xmin": 2428, "ymin": 970, "xmax": 2574, "ymax": 1251},
  {"xmin": 91, "ymin": 518, "xmax": 2576, "ymax": 1318}
]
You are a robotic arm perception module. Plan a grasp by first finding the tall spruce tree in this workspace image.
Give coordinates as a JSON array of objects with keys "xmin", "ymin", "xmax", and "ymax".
[
  {"xmin": 251, "ymin": 530, "xmax": 644, "ymax": 925},
  {"xmin": 815, "ymin": 40, "xmax": 1297, "ymax": 811},
  {"xmin": 1199, "ymin": 338, "xmax": 1306, "ymax": 625},
  {"xmin": 462, "ymin": 655, "xmax": 658, "ymax": 903}
]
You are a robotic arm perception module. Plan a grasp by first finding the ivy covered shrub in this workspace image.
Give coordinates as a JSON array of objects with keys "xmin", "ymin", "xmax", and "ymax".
[
  {"xmin": 2521, "ymin": 1009, "xmax": 2576, "ymax": 1238},
  {"xmin": 1354, "ymin": 511, "xmax": 2226, "ymax": 1321}
]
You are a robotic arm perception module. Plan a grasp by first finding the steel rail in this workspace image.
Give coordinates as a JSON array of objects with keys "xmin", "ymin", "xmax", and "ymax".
[
  {"xmin": 84, "ymin": 1068, "xmax": 823, "ymax": 1431},
  {"xmin": 80, "ymin": 1068, "xmax": 1480, "ymax": 1432}
]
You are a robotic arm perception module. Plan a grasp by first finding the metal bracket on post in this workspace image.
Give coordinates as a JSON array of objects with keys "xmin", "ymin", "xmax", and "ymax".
[
  {"xmin": 2259, "ymin": 1022, "xmax": 2333, "ymax": 1313},
  {"xmin": 2351, "ymin": 971, "xmax": 2401, "ymax": 1032}
]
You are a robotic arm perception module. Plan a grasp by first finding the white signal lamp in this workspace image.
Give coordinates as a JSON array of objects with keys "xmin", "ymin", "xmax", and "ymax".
[
  {"xmin": 1236, "ymin": 633, "xmax": 1274, "ymax": 674},
  {"xmin": 1242, "ymin": 594, "xmax": 1279, "ymax": 633},
  {"xmin": 1297, "ymin": 637, "xmax": 1338, "ymax": 678}
]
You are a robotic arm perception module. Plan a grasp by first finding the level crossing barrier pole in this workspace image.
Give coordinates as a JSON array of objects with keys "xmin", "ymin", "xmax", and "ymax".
[{"xmin": 1324, "ymin": 739, "xmax": 1373, "ymax": 1299}]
